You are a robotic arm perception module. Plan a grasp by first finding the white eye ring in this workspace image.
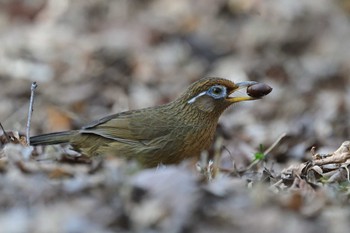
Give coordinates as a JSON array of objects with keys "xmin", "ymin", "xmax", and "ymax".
[{"xmin": 207, "ymin": 85, "xmax": 227, "ymax": 99}]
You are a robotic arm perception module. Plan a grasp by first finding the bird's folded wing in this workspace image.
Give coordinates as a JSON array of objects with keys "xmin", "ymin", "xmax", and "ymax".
[
  {"xmin": 82, "ymin": 112, "xmax": 129, "ymax": 129},
  {"xmin": 79, "ymin": 111, "xmax": 170, "ymax": 145}
]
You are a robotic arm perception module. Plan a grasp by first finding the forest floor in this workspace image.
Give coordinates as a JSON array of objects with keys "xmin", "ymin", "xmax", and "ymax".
[{"xmin": 0, "ymin": 0, "xmax": 350, "ymax": 232}]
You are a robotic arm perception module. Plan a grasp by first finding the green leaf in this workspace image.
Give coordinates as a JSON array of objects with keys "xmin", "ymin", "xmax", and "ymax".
[{"xmin": 253, "ymin": 144, "xmax": 265, "ymax": 161}]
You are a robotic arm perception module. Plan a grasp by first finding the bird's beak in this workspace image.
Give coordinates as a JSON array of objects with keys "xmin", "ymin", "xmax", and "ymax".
[{"xmin": 226, "ymin": 81, "xmax": 259, "ymax": 103}]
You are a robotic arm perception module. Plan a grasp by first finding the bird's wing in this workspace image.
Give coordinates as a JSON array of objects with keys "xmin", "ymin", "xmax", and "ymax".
[
  {"xmin": 82, "ymin": 110, "xmax": 133, "ymax": 129},
  {"xmin": 79, "ymin": 108, "xmax": 172, "ymax": 145}
]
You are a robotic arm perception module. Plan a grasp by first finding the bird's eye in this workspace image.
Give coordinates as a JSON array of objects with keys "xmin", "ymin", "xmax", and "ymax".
[
  {"xmin": 188, "ymin": 85, "xmax": 227, "ymax": 104},
  {"xmin": 212, "ymin": 87, "xmax": 222, "ymax": 95},
  {"xmin": 207, "ymin": 85, "xmax": 227, "ymax": 99}
]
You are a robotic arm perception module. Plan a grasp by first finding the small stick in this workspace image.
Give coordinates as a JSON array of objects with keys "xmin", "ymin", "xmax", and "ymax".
[
  {"xmin": 26, "ymin": 82, "xmax": 38, "ymax": 145},
  {"xmin": 247, "ymin": 132, "xmax": 287, "ymax": 170},
  {"xmin": 263, "ymin": 132, "xmax": 287, "ymax": 156},
  {"xmin": 0, "ymin": 122, "xmax": 10, "ymax": 142}
]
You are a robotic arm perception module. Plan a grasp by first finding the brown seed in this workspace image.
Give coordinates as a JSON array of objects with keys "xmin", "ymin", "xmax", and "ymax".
[{"xmin": 247, "ymin": 83, "xmax": 272, "ymax": 98}]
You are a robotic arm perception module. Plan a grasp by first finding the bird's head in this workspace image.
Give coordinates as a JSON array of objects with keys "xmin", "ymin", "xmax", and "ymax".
[{"xmin": 177, "ymin": 77, "xmax": 271, "ymax": 116}]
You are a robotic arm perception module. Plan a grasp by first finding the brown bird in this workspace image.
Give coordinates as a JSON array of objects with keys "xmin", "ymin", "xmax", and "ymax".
[{"xmin": 30, "ymin": 77, "xmax": 272, "ymax": 167}]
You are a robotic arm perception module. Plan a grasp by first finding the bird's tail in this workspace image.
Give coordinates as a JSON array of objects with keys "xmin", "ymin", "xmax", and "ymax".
[{"xmin": 30, "ymin": 131, "xmax": 75, "ymax": 146}]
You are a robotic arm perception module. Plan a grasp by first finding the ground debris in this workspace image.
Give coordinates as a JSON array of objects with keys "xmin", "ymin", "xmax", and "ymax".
[{"xmin": 0, "ymin": 0, "xmax": 350, "ymax": 232}]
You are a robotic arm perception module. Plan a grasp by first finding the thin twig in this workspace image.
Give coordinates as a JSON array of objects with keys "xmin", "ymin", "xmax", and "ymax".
[
  {"xmin": 263, "ymin": 132, "xmax": 287, "ymax": 156},
  {"xmin": 0, "ymin": 122, "xmax": 10, "ymax": 142},
  {"xmin": 26, "ymin": 82, "xmax": 37, "ymax": 145},
  {"xmin": 247, "ymin": 132, "xmax": 287, "ymax": 170}
]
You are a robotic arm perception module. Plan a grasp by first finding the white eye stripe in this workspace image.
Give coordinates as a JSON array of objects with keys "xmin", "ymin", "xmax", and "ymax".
[
  {"xmin": 187, "ymin": 91, "xmax": 206, "ymax": 104},
  {"xmin": 187, "ymin": 85, "xmax": 228, "ymax": 104}
]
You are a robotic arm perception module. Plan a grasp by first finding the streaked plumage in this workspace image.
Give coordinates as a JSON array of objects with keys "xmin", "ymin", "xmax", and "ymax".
[{"xmin": 30, "ymin": 77, "xmax": 271, "ymax": 167}]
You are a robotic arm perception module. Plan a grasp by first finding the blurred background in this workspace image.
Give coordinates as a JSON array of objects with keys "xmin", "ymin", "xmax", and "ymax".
[
  {"xmin": 0, "ymin": 0, "xmax": 349, "ymax": 165},
  {"xmin": 1, "ymin": 1, "xmax": 350, "ymax": 233}
]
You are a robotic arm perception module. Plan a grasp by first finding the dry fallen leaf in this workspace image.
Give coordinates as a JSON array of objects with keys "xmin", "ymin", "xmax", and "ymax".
[
  {"xmin": 46, "ymin": 107, "xmax": 73, "ymax": 132},
  {"xmin": 313, "ymin": 141, "xmax": 350, "ymax": 166}
]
